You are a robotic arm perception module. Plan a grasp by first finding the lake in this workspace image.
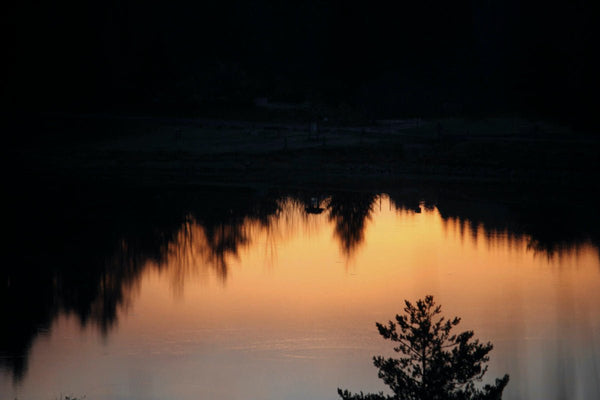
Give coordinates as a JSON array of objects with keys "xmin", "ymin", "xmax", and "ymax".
[{"xmin": 2, "ymin": 185, "xmax": 599, "ymax": 400}]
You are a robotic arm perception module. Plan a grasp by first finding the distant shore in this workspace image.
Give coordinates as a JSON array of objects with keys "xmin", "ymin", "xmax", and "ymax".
[{"xmin": 7, "ymin": 114, "xmax": 599, "ymax": 192}]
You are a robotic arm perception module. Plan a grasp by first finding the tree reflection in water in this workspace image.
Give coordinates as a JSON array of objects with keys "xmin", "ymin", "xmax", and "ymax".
[
  {"xmin": 327, "ymin": 193, "xmax": 377, "ymax": 257},
  {"xmin": 1, "ymin": 184, "xmax": 599, "ymax": 382},
  {"xmin": 161, "ymin": 219, "xmax": 250, "ymax": 291}
]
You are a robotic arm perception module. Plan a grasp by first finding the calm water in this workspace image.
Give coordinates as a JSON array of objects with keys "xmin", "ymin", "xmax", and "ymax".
[{"xmin": 2, "ymin": 189, "xmax": 599, "ymax": 400}]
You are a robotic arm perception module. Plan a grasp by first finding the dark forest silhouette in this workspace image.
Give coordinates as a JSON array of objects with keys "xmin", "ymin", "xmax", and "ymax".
[{"xmin": 2, "ymin": 1, "xmax": 598, "ymax": 127}]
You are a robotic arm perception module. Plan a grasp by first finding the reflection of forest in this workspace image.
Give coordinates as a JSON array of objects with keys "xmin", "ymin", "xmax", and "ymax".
[
  {"xmin": 1, "ymin": 182, "xmax": 599, "ymax": 381},
  {"xmin": 328, "ymin": 193, "xmax": 376, "ymax": 257}
]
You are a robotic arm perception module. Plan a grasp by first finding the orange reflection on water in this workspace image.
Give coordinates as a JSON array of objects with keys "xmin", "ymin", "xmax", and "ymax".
[{"xmin": 9, "ymin": 195, "xmax": 600, "ymax": 400}]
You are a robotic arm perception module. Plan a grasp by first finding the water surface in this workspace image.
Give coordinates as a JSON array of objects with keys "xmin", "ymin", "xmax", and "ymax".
[{"xmin": 2, "ymin": 190, "xmax": 599, "ymax": 400}]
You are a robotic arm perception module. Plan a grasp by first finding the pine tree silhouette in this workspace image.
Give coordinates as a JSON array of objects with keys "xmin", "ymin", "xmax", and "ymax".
[{"xmin": 338, "ymin": 295, "xmax": 509, "ymax": 400}]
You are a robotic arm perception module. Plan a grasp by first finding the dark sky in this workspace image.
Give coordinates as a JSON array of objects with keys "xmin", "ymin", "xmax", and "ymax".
[{"xmin": 2, "ymin": 1, "xmax": 598, "ymax": 120}]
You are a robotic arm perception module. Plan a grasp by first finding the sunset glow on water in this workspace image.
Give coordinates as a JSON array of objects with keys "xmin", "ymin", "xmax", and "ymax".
[{"xmin": 2, "ymin": 196, "xmax": 599, "ymax": 400}]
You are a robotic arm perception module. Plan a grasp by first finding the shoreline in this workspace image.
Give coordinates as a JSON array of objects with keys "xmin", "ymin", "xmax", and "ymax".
[{"xmin": 7, "ymin": 114, "xmax": 599, "ymax": 193}]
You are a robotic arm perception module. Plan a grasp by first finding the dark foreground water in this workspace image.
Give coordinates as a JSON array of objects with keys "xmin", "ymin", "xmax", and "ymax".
[{"xmin": 1, "ymin": 185, "xmax": 599, "ymax": 400}]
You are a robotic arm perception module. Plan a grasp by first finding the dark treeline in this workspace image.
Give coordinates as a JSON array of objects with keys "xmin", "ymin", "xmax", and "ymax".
[
  {"xmin": 3, "ymin": 1, "xmax": 598, "ymax": 125},
  {"xmin": 2, "ymin": 182, "xmax": 599, "ymax": 381},
  {"xmin": 432, "ymin": 187, "xmax": 600, "ymax": 256}
]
